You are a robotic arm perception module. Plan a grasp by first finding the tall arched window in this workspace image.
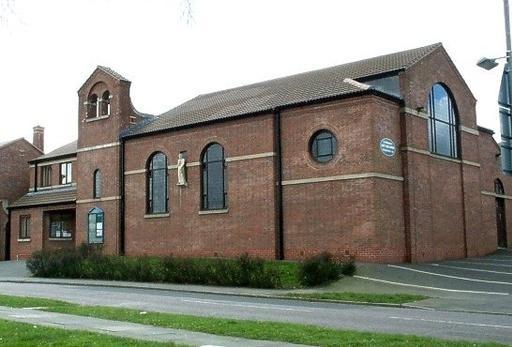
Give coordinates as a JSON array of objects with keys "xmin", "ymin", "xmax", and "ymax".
[
  {"xmin": 147, "ymin": 152, "xmax": 168, "ymax": 214},
  {"xmin": 426, "ymin": 84, "xmax": 459, "ymax": 158},
  {"xmin": 93, "ymin": 169, "xmax": 102, "ymax": 199},
  {"xmin": 100, "ymin": 91, "xmax": 111, "ymax": 116},
  {"xmin": 87, "ymin": 94, "xmax": 98, "ymax": 118},
  {"xmin": 201, "ymin": 143, "xmax": 227, "ymax": 210},
  {"xmin": 88, "ymin": 207, "xmax": 104, "ymax": 244},
  {"xmin": 495, "ymin": 178, "xmax": 508, "ymax": 248}
]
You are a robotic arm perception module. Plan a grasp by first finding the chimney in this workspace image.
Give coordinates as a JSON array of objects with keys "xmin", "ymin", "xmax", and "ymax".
[{"xmin": 33, "ymin": 125, "xmax": 44, "ymax": 152}]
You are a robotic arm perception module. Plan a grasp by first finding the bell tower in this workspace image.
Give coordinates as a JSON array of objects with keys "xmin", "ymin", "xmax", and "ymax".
[{"xmin": 75, "ymin": 66, "xmax": 138, "ymax": 254}]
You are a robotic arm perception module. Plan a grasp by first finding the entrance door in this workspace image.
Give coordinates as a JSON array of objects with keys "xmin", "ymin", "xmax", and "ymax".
[{"xmin": 495, "ymin": 179, "xmax": 508, "ymax": 248}]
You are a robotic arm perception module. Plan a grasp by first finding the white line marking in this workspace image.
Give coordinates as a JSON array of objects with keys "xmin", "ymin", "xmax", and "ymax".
[
  {"xmin": 182, "ymin": 299, "xmax": 314, "ymax": 313},
  {"xmin": 353, "ymin": 276, "xmax": 509, "ymax": 295},
  {"xmin": 474, "ymin": 258, "xmax": 512, "ymax": 263},
  {"xmin": 431, "ymin": 263, "xmax": 512, "ymax": 275},
  {"xmin": 388, "ymin": 316, "xmax": 512, "ymax": 330},
  {"xmin": 388, "ymin": 265, "xmax": 512, "ymax": 285},
  {"xmin": 443, "ymin": 260, "xmax": 512, "ymax": 268}
]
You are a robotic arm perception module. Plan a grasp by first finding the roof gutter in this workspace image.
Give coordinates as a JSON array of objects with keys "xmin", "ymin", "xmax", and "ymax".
[
  {"xmin": 29, "ymin": 153, "xmax": 77, "ymax": 165},
  {"xmin": 8, "ymin": 200, "xmax": 76, "ymax": 211}
]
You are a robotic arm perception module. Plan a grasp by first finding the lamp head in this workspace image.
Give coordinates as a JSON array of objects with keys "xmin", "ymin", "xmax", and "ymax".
[{"xmin": 477, "ymin": 57, "xmax": 500, "ymax": 70}]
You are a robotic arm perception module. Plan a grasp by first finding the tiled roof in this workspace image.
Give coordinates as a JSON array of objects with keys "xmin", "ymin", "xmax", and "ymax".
[
  {"xmin": 124, "ymin": 43, "xmax": 442, "ymax": 137},
  {"xmin": 97, "ymin": 66, "xmax": 130, "ymax": 82},
  {"xmin": 10, "ymin": 187, "xmax": 76, "ymax": 209},
  {"xmin": 0, "ymin": 138, "xmax": 43, "ymax": 154},
  {"xmin": 0, "ymin": 138, "xmax": 20, "ymax": 149},
  {"xmin": 32, "ymin": 140, "xmax": 77, "ymax": 162}
]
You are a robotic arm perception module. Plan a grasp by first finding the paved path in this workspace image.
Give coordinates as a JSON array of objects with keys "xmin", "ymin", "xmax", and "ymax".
[
  {"xmin": 0, "ymin": 282, "xmax": 510, "ymax": 344},
  {"xmin": 1, "ymin": 250, "xmax": 512, "ymax": 344},
  {"xmin": 0, "ymin": 306, "xmax": 306, "ymax": 347}
]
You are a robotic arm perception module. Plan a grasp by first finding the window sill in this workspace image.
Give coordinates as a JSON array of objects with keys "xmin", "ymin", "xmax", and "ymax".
[
  {"xmin": 17, "ymin": 239, "xmax": 31, "ymax": 243},
  {"xmin": 199, "ymin": 209, "xmax": 229, "ymax": 215},
  {"xmin": 144, "ymin": 213, "xmax": 170, "ymax": 219},
  {"xmin": 85, "ymin": 115, "xmax": 110, "ymax": 122},
  {"xmin": 35, "ymin": 183, "xmax": 75, "ymax": 192},
  {"xmin": 48, "ymin": 238, "xmax": 73, "ymax": 241}
]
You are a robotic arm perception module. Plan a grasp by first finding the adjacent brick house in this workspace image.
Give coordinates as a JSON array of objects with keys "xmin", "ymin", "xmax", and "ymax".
[
  {"xmin": 0, "ymin": 128, "xmax": 44, "ymax": 260},
  {"xmin": 8, "ymin": 43, "xmax": 512, "ymax": 263}
]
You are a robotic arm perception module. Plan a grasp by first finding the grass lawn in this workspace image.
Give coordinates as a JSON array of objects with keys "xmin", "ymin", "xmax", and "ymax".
[
  {"xmin": 284, "ymin": 292, "xmax": 429, "ymax": 304},
  {"xmin": 0, "ymin": 319, "xmax": 174, "ymax": 346},
  {"xmin": 0, "ymin": 294, "xmax": 503, "ymax": 347}
]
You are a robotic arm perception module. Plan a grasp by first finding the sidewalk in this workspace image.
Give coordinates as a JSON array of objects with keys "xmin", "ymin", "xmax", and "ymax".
[
  {"xmin": 0, "ymin": 275, "xmax": 294, "ymax": 298},
  {"xmin": 0, "ymin": 306, "xmax": 309, "ymax": 347}
]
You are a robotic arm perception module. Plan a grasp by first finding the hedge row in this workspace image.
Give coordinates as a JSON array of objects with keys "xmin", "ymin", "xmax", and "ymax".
[{"xmin": 26, "ymin": 245, "xmax": 355, "ymax": 289}]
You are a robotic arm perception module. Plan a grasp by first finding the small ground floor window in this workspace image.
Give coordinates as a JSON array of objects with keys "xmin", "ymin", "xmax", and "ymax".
[
  {"xmin": 88, "ymin": 208, "xmax": 104, "ymax": 244},
  {"xmin": 49, "ymin": 212, "xmax": 73, "ymax": 239},
  {"xmin": 19, "ymin": 215, "xmax": 31, "ymax": 239}
]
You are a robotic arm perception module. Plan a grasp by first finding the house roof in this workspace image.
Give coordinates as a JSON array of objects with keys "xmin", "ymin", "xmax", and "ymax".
[
  {"xmin": 123, "ymin": 43, "xmax": 442, "ymax": 138},
  {"xmin": 0, "ymin": 138, "xmax": 22, "ymax": 149},
  {"xmin": 32, "ymin": 140, "xmax": 77, "ymax": 163},
  {"xmin": 0, "ymin": 137, "xmax": 43, "ymax": 154},
  {"xmin": 97, "ymin": 65, "xmax": 130, "ymax": 82},
  {"xmin": 9, "ymin": 187, "xmax": 76, "ymax": 209}
]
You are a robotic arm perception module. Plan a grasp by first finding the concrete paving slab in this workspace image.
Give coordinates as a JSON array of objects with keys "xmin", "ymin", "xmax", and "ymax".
[{"xmin": 0, "ymin": 306, "xmax": 309, "ymax": 347}]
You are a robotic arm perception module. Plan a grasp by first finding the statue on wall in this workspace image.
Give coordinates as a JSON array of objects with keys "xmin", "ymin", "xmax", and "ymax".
[{"xmin": 177, "ymin": 152, "xmax": 187, "ymax": 186}]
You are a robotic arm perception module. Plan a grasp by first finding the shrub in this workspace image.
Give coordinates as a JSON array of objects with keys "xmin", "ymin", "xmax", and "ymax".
[
  {"xmin": 340, "ymin": 259, "xmax": 356, "ymax": 276},
  {"xmin": 298, "ymin": 252, "xmax": 343, "ymax": 286},
  {"xmin": 27, "ymin": 245, "xmax": 352, "ymax": 289}
]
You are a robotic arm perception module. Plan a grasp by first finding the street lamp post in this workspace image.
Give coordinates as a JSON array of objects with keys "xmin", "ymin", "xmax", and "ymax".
[{"xmin": 477, "ymin": 0, "xmax": 512, "ymax": 175}]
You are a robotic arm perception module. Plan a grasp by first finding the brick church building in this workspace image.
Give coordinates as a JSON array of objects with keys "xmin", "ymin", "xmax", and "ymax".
[{"xmin": 7, "ymin": 43, "xmax": 511, "ymax": 262}]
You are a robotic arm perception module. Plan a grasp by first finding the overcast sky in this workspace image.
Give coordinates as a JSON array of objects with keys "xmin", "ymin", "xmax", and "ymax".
[{"xmin": 0, "ymin": 0, "xmax": 508, "ymax": 152}]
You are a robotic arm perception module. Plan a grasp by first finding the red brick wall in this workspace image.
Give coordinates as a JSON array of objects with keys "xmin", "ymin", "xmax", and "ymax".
[
  {"xmin": 75, "ymin": 146, "xmax": 120, "ymax": 255},
  {"xmin": 399, "ymin": 46, "xmax": 501, "ymax": 262},
  {"xmin": 0, "ymin": 140, "xmax": 42, "ymax": 203},
  {"xmin": 478, "ymin": 132, "xmax": 512, "ymax": 253},
  {"xmin": 280, "ymin": 96, "xmax": 406, "ymax": 262},
  {"xmin": 123, "ymin": 114, "xmax": 276, "ymax": 259},
  {"xmin": 0, "ymin": 139, "xmax": 42, "ymax": 260},
  {"xmin": 10, "ymin": 204, "xmax": 76, "ymax": 260}
]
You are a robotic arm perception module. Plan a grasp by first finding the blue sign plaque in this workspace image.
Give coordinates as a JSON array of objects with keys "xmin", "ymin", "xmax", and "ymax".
[{"xmin": 380, "ymin": 138, "xmax": 396, "ymax": 157}]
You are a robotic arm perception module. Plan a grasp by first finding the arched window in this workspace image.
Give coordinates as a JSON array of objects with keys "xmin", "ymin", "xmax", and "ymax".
[
  {"xmin": 87, "ymin": 94, "xmax": 98, "ymax": 118},
  {"xmin": 495, "ymin": 179, "xmax": 505, "ymax": 195},
  {"xmin": 100, "ymin": 91, "xmax": 111, "ymax": 116},
  {"xmin": 147, "ymin": 152, "xmax": 168, "ymax": 214},
  {"xmin": 201, "ymin": 143, "xmax": 227, "ymax": 210},
  {"xmin": 88, "ymin": 207, "xmax": 104, "ymax": 244},
  {"xmin": 310, "ymin": 130, "xmax": 337, "ymax": 163},
  {"xmin": 93, "ymin": 169, "xmax": 102, "ymax": 199},
  {"xmin": 426, "ymin": 84, "xmax": 459, "ymax": 158}
]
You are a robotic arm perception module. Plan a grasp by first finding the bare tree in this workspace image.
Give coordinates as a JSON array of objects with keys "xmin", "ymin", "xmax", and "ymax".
[
  {"xmin": 0, "ymin": 0, "xmax": 16, "ymax": 28},
  {"xmin": 180, "ymin": 0, "xmax": 194, "ymax": 25}
]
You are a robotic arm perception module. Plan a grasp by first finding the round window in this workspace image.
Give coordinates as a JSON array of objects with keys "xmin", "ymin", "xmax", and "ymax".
[{"xmin": 310, "ymin": 130, "xmax": 337, "ymax": 163}]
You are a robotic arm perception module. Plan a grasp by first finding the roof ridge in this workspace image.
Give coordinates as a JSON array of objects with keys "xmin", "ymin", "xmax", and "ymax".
[
  {"xmin": 32, "ymin": 139, "xmax": 77, "ymax": 163},
  {"xmin": 161, "ymin": 42, "xmax": 441, "ymax": 117},
  {"xmin": 97, "ymin": 65, "xmax": 131, "ymax": 82},
  {"xmin": 129, "ymin": 43, "xmax": 443, "ymax": 137},
  {"xmin": 403, "ymin": 42, "xmax": 443, "ymax": 69},
  {"xmin": 0, "ymin": 137, "xmax": 24, "ymax": 149}
]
